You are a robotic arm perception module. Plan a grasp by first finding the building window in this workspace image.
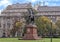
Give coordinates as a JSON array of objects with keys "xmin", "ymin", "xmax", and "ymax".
[
  {"xmin": 3, "ymin": 24, "xmax": 5, "ymax": 28},
  {"xmin": 7, "ymin": 23, "xmax": 10, "ymax": 28},
  {"xmin": 0, "ymin": 23, "xmax": 1, "ymax": 27}
]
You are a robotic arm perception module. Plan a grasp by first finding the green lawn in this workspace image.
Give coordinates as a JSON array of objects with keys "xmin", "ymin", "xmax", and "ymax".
[{"xmin": 0, "ymin": 38, "xmax": 60, "ymax": 42}]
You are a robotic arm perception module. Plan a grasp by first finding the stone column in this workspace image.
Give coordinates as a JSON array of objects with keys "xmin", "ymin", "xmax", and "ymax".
[{"xmin": 0, "ymin": 17, "xmax": 3, "ymax": 37}]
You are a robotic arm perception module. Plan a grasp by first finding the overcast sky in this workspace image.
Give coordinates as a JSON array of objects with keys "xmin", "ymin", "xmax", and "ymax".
[{"xmin": 0, "ymin": 0, "xmax": 60, "ymax": 12}]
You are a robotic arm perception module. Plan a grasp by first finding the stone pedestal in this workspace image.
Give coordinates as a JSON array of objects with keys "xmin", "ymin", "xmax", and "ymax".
[{"xmin": 23, "ymin": 24, "xmax": 40, "ymax": 40}]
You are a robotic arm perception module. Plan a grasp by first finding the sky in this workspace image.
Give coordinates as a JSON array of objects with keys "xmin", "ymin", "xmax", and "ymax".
[{"xmin": 0, "ymin": 0, "xmax": 60, "ymax": 12}]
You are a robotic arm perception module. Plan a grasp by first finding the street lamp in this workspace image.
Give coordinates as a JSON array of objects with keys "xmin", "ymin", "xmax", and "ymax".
[{"xmin": 51, "ymin": 20, "xmax": 52, "ymax": 42}]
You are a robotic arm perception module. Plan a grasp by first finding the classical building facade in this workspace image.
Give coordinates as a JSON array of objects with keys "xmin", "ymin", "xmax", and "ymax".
[
  {"xmin": 0, "ymin": 3, "xmax": 32, "ymax": 37},
  {"xmin": 35, "ymin": 6, "xmax": 60, "ymax": 22},
  {"xmin": 0, "ymin": 3, "xmax": 60, "ymax": 37}
]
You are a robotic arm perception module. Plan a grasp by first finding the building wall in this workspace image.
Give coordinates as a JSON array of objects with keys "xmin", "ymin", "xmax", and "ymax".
[
  {"xmin": 0, "ymin": 16, "xmax": 22, "ymax": 37},
  {"xmin": 35, "ymin": 6, "xmax": 60, "ymax": 22},
  {"xmin": 0, "ymin": 3, "xmax": 32, "ymax": 37}
]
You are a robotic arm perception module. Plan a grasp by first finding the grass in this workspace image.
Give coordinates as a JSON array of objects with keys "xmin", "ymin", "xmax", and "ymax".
[{"xmin": 0, "ymin": 38, "xmax": 60, "ymax": 42}]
